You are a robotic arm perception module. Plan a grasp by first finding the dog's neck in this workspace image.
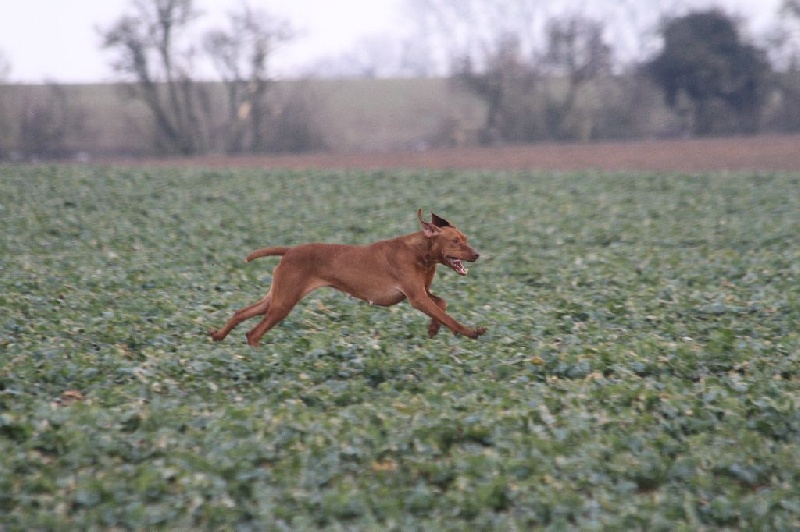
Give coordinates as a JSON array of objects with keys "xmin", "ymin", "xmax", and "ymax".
[{"xmin": 412, "ymin": 231, "xmax": 438, "ymax": 270}]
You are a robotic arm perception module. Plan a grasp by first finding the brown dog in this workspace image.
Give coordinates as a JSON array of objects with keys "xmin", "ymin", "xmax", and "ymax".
[{"xmin": 209, "ymin": 209, "xmax": 487, "ymax": 347}]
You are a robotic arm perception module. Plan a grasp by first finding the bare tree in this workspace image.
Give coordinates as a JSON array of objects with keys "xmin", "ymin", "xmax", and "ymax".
[
  {"xmin": 781, "ymin": 0, "xmax": 800, "ymax": 71},
  {"xmin": 409, "ymin": 1, "xmax": 633, "ymax": 142},
  {"xmin": 405, "ymin": 0, "xmax": 677, "ymax": 75},
  {"xmin": 761, "ymin": 0, "xmax": 800, "ymax": 132},
  {"xmin": 0, "ymin": 50, "xmax": 10, "ymax": 159},
  {"xmin": 408, "ymin": 0, "xmax": 758, "ymax": 143},
  {"xmin": 406, "ymin": 0, "xmax": 543, "ymax": 76},
  {"xmin": 0, "ymin": 50, "xmax": 9, "ymax": 80},
  {"xmin": 203, "ymin": 5, "xmax": 292, "ymax": 153},
  {"xmin": 102, "ymin": 0, "xmax": 304, "ymax": 156},
  {"xmin": 455, "ymin": 35, "xmax": 544, "ymax": 144},
  {"xmin": 778, "ymin": 0, "xmax": 800, "ymax": 68},
  {"xmin": 101, "ymin": 0, "xmax": 209, "ymax": 155},
  {"xmin": 541, "ymin": 16, "xmax": 612, "ymax": 139},
  {"xmin": 450, "ymin": 12, "xmax": 612, "ymax": 143}
]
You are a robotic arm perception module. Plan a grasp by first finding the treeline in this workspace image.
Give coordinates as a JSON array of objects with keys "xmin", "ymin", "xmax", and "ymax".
[{"xmin": 1, "ymin": 0, "xmax": 800, "ymax": 160}]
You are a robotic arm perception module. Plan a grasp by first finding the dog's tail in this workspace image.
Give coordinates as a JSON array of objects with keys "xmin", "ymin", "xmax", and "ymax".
[{"xmin": 246, "ymin": 246, "xmax": 291, "ymax": 262}]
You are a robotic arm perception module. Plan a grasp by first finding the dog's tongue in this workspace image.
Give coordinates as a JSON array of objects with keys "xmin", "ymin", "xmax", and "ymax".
[{"xmin": 450, "ymin": 258, "xmax": 468, "ymax": 276}]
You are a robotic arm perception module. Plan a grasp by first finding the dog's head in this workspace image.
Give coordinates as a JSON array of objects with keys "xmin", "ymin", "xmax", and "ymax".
[{"xmin": 418, "ymin": 209, "xmax": 480, "ymax": 276}]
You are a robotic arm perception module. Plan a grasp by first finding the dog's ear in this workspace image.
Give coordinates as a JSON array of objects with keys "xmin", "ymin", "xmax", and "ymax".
[
  {"xmin": 431, "ymin": 212, "xmax": 452, "ymax": 228},
  {"xmin": 419, "ymin": 208, "xmax": 440, "ymax": 237}
]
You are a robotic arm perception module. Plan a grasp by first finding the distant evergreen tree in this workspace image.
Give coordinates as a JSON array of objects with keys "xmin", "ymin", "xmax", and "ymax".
[{"xmin": 648, "ymin": 10, "xmax": 770, "ymax": 135}]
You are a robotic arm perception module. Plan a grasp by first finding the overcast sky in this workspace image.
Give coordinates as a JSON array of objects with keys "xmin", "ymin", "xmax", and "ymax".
[{"xmin": 0, "ymin": 0, "xmax": 785, "ymax": 83}]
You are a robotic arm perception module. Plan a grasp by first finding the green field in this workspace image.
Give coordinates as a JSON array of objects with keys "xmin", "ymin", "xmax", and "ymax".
[{"xmin": 1, "ymin": 166, "xmax": 799, "ymax": 529}]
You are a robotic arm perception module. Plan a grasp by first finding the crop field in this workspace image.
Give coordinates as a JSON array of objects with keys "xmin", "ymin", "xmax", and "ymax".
[{"xmin": 1, "ymin": 164, "xmax": 799, "ymax": 529}]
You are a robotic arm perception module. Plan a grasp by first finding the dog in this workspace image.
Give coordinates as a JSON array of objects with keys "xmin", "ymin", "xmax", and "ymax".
[{"xmin": 209, "ymin": 209, "xmax": 486, "ymax": 346}]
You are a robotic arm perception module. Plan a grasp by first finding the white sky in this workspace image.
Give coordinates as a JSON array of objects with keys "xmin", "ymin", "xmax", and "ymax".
[
  {"xmin": 0, "ymin": 0, "xmax": 406, "ymax": 82},
  {"xmin": 0, "ymin": 0, "xmax": 785, "ymax": 83}
]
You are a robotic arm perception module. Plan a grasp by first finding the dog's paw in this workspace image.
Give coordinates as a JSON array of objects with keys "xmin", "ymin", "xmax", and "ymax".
[
  {"xmin": 468, "ymin": 327, "xmax": 487, "ymax": 339},
  {"xmin": 208, "ymin": 328, "xmax": 223, "ymax": 342},
  {"xmin": 245, "ymin": 331, "xmax": 260, "ymax": 348}
]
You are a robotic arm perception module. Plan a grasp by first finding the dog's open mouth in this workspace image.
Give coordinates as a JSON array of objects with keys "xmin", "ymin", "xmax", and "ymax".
[{"xmin": 446, "ymin": 257, "xmax": 468, "ymax": 276}]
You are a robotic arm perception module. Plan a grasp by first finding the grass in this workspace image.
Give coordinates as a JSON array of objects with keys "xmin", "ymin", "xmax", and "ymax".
[{"xmin": 1, "ymin": 165, "xmax": 799, "ymax": 529}]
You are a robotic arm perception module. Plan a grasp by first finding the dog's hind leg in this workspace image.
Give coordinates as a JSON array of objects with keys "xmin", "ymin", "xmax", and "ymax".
[
  {"xmin": 210, "ymin": 293, "xmax": 271, "ymax": 341},
  {"xmin": 244, "ymin": 265, "xmax": 327, "ymax": 347}
]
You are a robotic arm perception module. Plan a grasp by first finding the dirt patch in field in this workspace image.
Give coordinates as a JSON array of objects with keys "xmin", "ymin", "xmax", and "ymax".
[{"xmin": 111, "ymin": 134, "xmax": 800, "ymax": 173}]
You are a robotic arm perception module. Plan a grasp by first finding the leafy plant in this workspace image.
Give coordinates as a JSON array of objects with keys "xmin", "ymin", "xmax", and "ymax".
[{"xmin": 1, "ymin": 166, "xmax": 798, "ymax": 528}]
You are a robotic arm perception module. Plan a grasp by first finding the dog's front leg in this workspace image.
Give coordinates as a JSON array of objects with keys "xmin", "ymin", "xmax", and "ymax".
[
  {"xmin": 405, "ymin": 289, "xmax": 486, "ymax": 339},
  {"xmin": 427, "ymin": 294, "xmax": 446, "ymax": 337}
]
